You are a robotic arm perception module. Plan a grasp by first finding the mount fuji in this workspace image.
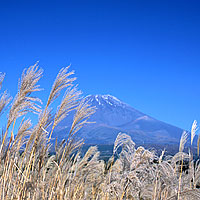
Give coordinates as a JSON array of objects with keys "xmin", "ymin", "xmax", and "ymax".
[{"xmin": 52, "ymin": 94, "xmax": 184, "ymax": 145}]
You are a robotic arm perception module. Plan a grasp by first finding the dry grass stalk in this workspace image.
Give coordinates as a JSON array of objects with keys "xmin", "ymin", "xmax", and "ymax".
[
  {"xmin": 191, "ymin": 120, "xmax": 198, "ymax": 145},
  {"xmin": 0, "ymin": 73, "xmax": 5, "ymax": 90},
  {"xmin": 0, "ymin": 64, "xmax": 200, "ymax": 199},
  {"xmin": 179, "ymin": 131, "xmax": 188, "ymax": 152},
  {"xmin": 0, "ymin": 63, "xmax": 43, "ymax": 155}
]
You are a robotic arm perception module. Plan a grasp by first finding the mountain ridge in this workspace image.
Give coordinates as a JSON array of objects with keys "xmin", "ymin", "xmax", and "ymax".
[{"xmin": 53, "ymin": 94, "xmax": 184, "ymax": 145}]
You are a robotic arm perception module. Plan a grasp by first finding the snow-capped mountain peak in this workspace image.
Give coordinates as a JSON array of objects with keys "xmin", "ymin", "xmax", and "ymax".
[
  {"xmin": 54, "ymin": 94, "xmax": 184, "ymax": 145},
  {"xmin": 85, "ymin": 94, "xmax": 127, "ymax": 107}
]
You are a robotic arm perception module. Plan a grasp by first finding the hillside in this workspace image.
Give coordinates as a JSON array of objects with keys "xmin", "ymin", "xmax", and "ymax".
[{"xmin": 53, "ymin": 94, "xmax": 184, "ymax": 144}]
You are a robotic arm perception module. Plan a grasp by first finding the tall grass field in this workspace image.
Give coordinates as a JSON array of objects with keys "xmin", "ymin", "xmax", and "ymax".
[{"xmin": 0, "ymin": 64, "xmax": 199, "ymax": 199}]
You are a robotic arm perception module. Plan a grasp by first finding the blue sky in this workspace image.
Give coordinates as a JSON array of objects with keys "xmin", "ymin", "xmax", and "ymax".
[{"xmin": 0, "ymin": 0, "xmax": 200, "ymax": 131}]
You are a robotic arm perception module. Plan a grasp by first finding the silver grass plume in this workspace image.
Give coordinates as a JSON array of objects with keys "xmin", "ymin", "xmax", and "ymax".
[
  {"xmin": 0, "ymin": 63, "xmax": 43, "ymax": 154},
  {"xmin": 193, "ymin": 160, "xmax": 200, "ymax": 187},
  {"xmin": 39, "ymin": 66, "xmax": 77, "ymax": 146},
  {"xmin": 59, "ymin": 98, "xmax": 96, "ymax": 163},
  {"xmin": 171, "ymin": 152, "xmax": 189, "ymax": 166},
  {"xmin": 26, "ymin": 67, "xmax": 78, "ymax": 171},
  {"xmin": 37, "ymin": 66, "xmax": 78, "ymax": 152},
  {"xmin": 113, "ymin": 133, "xmax": 135, "ymax": 159},
  {"xmin": 0, "ymin": 73, "xmax": 11, "ymax": 117},
  {"xmin": 113, "ymin": 133, "xmax": 135, "ymax": 172},
  {"xmin": 14, "ymin": 118, "xmax": 32, "ymax": 144},
  {"xmin": 179, "ymin": 131, "xmax": 188, "ymax": 152},
  {"xmin": 68, "ymin": 98, "xmax": 96, "ymax": 139},
  {"xmin": 78, "ymin": 146, "xmax": 98, "ymax": 169},
  {"xmin": 167, "ymin": 189, "xmax": 200, "ymax": 200},
  {"xmin": 7, "ymin": 63, "xmax": 43, "ymax": 128},
  {"xmin": 28, "ymin": 108, "xmax": 53, "ymax": 150},
  {"xmin": 47, "ymin": 86, "xmax": 82, "ymax": 143},
  {"xmin": 191, "ymin": 120, "xmax": 198, "ymax": 146},
  {"xmin": 0, "ymin": 91, "xmax": 12, "ymax": 117},
  {"xmin": 46, "ymin": 66, "xmax": 76, "ymax": 108},
  {"xmin": 54, "ymin": 86, "xmax": 81, "ymax": 127},
  {"xmin": 0, "ymin": 73, "xmax": 5, "ymax": 90}
]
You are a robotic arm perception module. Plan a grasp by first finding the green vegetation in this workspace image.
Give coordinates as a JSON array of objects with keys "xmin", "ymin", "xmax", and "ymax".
[{"xmin": 0, "ymin": 64, "xmax": 199, "ymax": 199}]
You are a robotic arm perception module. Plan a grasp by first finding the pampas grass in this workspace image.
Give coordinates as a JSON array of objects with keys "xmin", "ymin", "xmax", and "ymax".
[
  {"xmin": 191, "ymin": 120, "xmax": 198, "ymax": 145},
  {"xmin": 0, "ymin": 63, "xmax": 199, "ymax": 199},
  {"xmin": 179, "ymin": 131, "xmax": 188, "ymax": 152}
]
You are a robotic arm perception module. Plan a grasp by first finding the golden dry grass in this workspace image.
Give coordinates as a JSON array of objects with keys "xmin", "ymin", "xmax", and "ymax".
[{"xmin": 0, "ymin": 63, "xmax": 199, "ymax": 199}]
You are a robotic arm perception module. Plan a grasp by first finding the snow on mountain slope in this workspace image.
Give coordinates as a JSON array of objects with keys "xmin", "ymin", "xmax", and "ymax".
[{"xmin": 53, "ymin": 94, "xmax": 184, "ymax": 144}]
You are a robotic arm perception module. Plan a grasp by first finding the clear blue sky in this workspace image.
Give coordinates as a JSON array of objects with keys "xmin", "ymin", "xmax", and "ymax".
[{"xmin": 0, "ymin": 0, "xmax": 200, "ymax": 131}]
